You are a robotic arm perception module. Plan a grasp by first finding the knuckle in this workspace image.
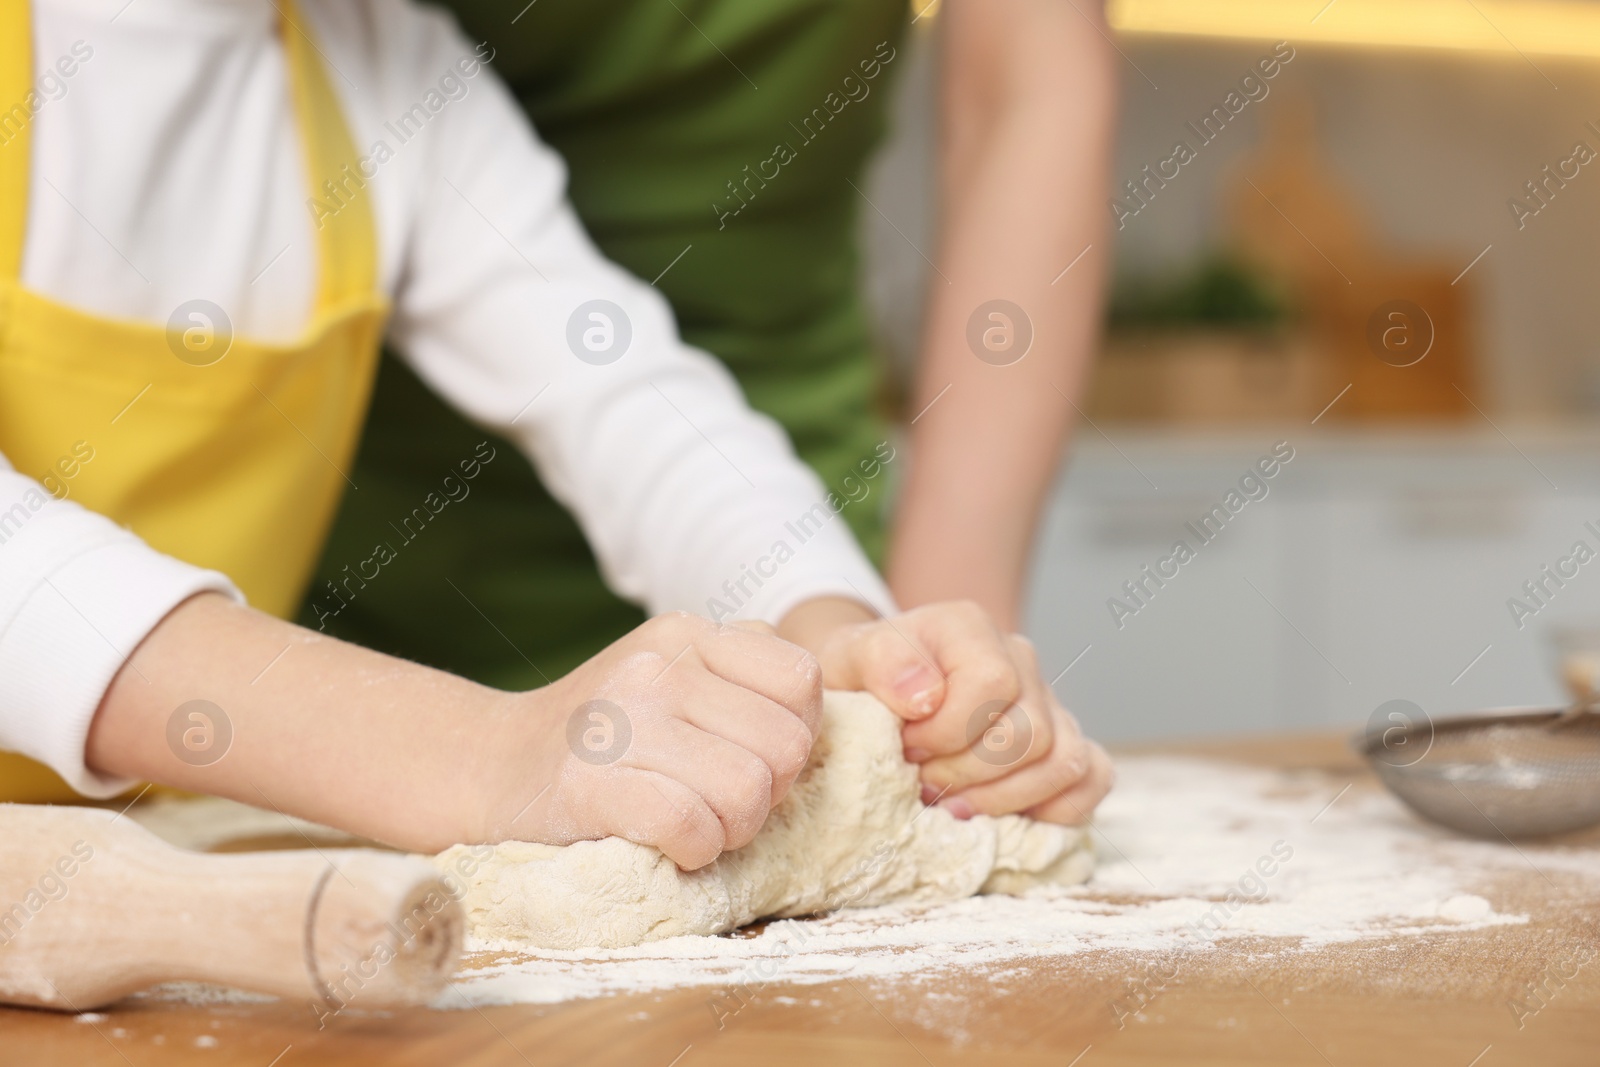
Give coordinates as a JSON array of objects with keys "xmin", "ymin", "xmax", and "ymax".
[
  {"xmin": 768, "ymin": 724, "xmax": 813, "ymax": 780},
  {"xmin": 1044, "ymin": 721, "xmax": 1086, "ymax": 766},
  {"xmin": 659, "ymin": 797, "xmax": 697, "ymax": 837},
  {"xmin": 950, "ymin": 598, "xmax": 987, "ymax": 622},
  {"xmin": 1050, "ymin": 743, "xmax": 1087, "ymax": 782},
  {"xmin": 792, "ymin": 649, "xmax": 823, "ymax": 695},
  {"xmin": 928, "ymin": 713, "xmax": 977, "ymax": 752},
  {"xmin": 915, "ymin": 758, "xmax": 951, "ymax": 790},
  {"xmin": 719, "ymin": 761, "xmax": 774, "ymax": 848},
  {"xmin": 1007, "ymin": 633, "xmax": 1039, "ymax": 668},
  {"xmin": 920, "ymin": 757, "xmax": 975, "ymax": 792},
  {"xmin": 864, "ymin": 622, "xmax": 907, "ymax": 653},
  {"xmin": 1020, "ymin": 700, "xmax": 1051, "ymax": 739},
  {"xmin": 632, "ymin": 617, "xmax": 673, "ymax": 649},
  {"xmin": 1021, "ymin": 725, "xmax": 1052, "ymax": 767},
  {"xmin": 723, "ymin": 818, "xmax": 765, "ymax": 852},
  {"xmin": 734, "ymin": 757, "xmax": 774, "ymax": 805},
  {"xmin": 1032, "ymin": 799, "xmax": 1077, "ymax": 826},
  {"xmin": 658, "ymin": 794, "xmax": 718, "ymax": 852},
  {"xmin": 725, "ymin": 802, "xmax": 771, "ymax": 848},
  {"xmin": 772, "ymin": 662, "xmax": 824, "ymax": 737},
  {"xmin": 970, "ymin": 662, "xmax": 1020, "ymax": 703},
  {"xmin": 591, "ymin": 653, "xmax": 663, "ymax": 702},
  {"xmin": 1091, "ymin": 743, "xmax": 1116, "ymax": 791},
  {"xmin": 999, "ymin": 786, "xmax": 1051, "ymax": 818},
  {"xmin": 652, "ymin": 610, "xmax": 704, "ymax": 638}
]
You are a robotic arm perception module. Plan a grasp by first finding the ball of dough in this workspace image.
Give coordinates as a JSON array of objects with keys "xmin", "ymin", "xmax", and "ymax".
[{"xmin": 436, "ymin": 690, "xmax": 1095, "ymax": 950}]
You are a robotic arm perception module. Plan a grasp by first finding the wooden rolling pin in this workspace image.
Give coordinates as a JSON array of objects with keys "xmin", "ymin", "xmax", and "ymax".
[{"xmin": 0, "ymin": 804, "xmax": 463, "ymax": 1011}]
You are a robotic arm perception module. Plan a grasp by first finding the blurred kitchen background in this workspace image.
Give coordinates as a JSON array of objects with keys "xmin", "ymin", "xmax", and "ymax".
[{"xmin": 860, "ymin": 0, "xmax": 1600, "ymax": 742}]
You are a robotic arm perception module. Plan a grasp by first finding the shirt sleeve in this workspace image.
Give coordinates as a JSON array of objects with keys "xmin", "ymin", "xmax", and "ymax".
[
  {"xmin": 0, "ymin": 458, "xmax": 242, "ymax": 797},
  {"xmin": 381, "ymin": 12, "xmax": 896, "ymax": 626}
]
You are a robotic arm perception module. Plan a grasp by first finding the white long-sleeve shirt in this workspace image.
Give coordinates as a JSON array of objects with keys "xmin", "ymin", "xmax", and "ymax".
[{"xmin": 1, "ymin": 0, "xmax": 893, "ymax": 796}]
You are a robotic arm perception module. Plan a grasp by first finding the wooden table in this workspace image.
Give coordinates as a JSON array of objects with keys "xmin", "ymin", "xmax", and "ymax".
[{"xmin": 5, "ymin": 732, "xmax": 1599, "ymax": 1065}]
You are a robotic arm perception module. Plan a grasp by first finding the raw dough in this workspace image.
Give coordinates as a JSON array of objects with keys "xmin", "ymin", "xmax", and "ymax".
[{"xmin": 436, "ymin": 690, "xmax": 1095, "ymax": 950}]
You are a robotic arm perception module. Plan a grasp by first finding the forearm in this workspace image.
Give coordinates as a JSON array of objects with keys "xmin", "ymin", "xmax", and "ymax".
[
  {"xmin": 86, "ymin": 593, "xmax": 504, "ymax": 851},
  {"xmin": 887, "ymin": 0, "xmax": 1117, "ymax": 628}
]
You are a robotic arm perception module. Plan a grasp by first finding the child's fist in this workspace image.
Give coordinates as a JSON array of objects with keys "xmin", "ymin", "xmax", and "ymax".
[{"xmin": 477, "ymin": 613, "xmax": 821, "ymax": 870}]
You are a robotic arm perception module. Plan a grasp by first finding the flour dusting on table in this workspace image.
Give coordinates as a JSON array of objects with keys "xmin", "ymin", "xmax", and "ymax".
[
  {"xmin": 442, "ymin": 755, "xmax": 1600, "ymax": 1008},
  {"xmin": 130, "ymin": 755, "xmax": 1600, "ymax": 1012}
]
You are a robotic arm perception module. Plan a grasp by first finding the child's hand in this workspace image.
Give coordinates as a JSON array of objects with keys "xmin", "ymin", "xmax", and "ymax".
[
  {"xmin": 87, "ymin": 595, "xmax": 817, "ymax": 865},
  {"xmin": 476, "ymin": 613, "xmax": 821, "ymax": 870},
  {"xmin": 797, "ymin": 600, "xmax": 1113, "ymax": 825}
]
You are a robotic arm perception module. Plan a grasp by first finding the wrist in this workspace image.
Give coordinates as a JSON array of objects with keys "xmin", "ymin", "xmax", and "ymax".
[
  {"xmin": 775, "ymin": 595, "xmax": 879, "ymax": 659},
  {"xmin": 887, "ymin": 567, "xmax": 1022, "ymax": 633},
  {"xmin": 465, "ymin": 685, "xmax": 567, "ymax": 845},
  {"xmin": 886, "ymin": 508, "xmax": 1024, "ymax": 630}
]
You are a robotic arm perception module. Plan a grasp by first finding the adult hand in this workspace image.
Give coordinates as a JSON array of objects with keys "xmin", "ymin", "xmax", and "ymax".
[{"xmin": 792, "ymin": 598, "xmax": 1114, "ymax": 824}]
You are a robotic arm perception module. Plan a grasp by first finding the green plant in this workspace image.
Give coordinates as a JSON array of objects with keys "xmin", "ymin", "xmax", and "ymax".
[{"xmin": 1108, "ymin": 255, "xmax": 1292, "ymax": 331}]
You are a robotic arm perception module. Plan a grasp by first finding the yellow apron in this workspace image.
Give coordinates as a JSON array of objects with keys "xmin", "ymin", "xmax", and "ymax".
[{"xmin": 0, "ymin": 0, "xmax": 388, "ymax": 801}]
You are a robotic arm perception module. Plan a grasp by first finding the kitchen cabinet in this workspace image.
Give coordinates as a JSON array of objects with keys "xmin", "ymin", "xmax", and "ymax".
[{"xmin": 1028, "ymin": 427, "xmax": 1600, "ymax": 741}]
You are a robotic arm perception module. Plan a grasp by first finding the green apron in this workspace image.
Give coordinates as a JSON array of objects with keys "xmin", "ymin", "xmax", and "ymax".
[{"xmin": 301, "ymin": 0, "xmax": 909, "ymax": 685}]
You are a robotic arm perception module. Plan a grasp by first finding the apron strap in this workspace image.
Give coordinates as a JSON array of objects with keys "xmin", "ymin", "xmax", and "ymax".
[
  {"xmin": 280, "ymin": 0, "xmax": 378, "ymax": 313},
  {"xmin": 0, "ymin": 0, "xmax": 33, "ymax": 284},
  {"xmin": 0, "ymin": 0, "xmax": 374, "ymax": 304}
]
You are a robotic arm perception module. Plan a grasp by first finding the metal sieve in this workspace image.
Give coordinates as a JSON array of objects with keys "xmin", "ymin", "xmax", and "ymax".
[{"xmin": 1355, "ymin": 706, "xmax": 1600, "ymax": 839}]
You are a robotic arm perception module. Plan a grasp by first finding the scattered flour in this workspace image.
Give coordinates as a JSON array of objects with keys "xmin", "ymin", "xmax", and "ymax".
[
  {"xmin": 441, "ymin": 756, "xmax": 1587, "ymax": 1008},
  {"xmin": 132, "ymin": 753, "xmax": 1600, "ymax": 1013},
  {"xmin": 1438, "ymin": 894, "xmax": 1494, "ymax": 922}
]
